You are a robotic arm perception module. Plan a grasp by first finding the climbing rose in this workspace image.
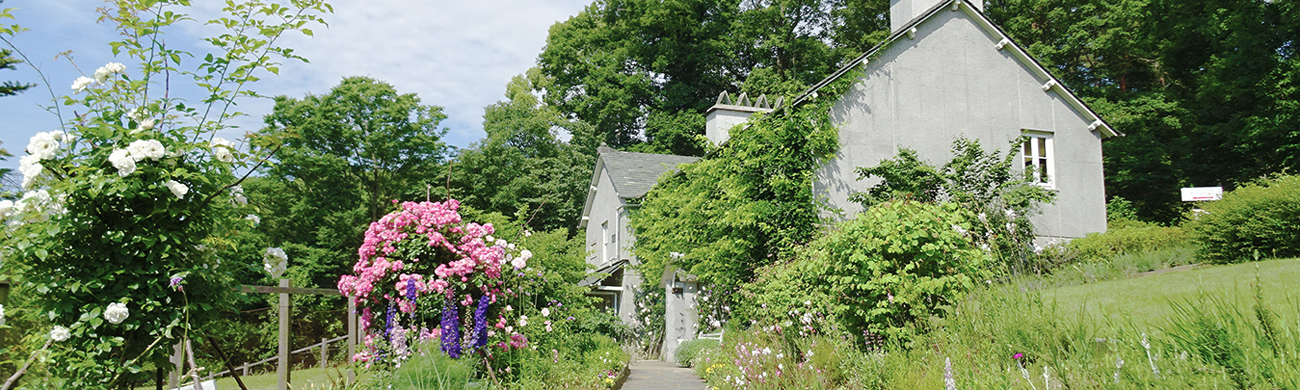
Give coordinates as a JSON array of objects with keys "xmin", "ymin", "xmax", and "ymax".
[
  {"xmin": 50, "ymin": 326, "xmax": 70, "ymax": 341},
  {"xmin": 127, "ymin": 139, "xmax": 166, "ymax": 161},
  {"xmin": 71, "ymin": 76, "xmax": 94, "ymax": 93},
  {"xmin": 93, "ymin": 62, "xmax": 127, "ymax": 82},
  {"xmin": 26, "ymin": 132, "xmax": 60, "ymax": 160},
  {"xmin": 105, "ymin": 302, "xmax": 129, "ymax": 324},
  {"xmin": 165, "ymin": 180, "xmax": 188, "ymax": 199},
  {"xmin": 108, "ymin": 149, "xmax": 136, "ymax": 177}
]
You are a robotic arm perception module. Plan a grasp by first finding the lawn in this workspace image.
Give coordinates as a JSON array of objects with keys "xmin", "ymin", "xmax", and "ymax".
[
  {"xmin": 138, "ymin": 366, "xmax": 361, "ymax": 390},
  {"xmin": 1039, "ymin": 257, "xmax": 1300, "ymax": 329}
]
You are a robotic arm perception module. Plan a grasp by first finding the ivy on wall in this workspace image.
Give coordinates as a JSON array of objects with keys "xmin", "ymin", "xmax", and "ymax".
[{"xmin": 628, "ymin": 69, "xmax": 864, "ymax": 301}]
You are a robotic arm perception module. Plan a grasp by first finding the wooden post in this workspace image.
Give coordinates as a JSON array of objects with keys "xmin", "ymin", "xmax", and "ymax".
[
  {"xmin": 278, "ymin": 278, "xmax": 291, "ymax": 390},
  {"xmin": 320, "ymin": 338, "xmax": 328, "ymax": 370},
  {"xmin": 241, "ymin": 362, "xmax": 249, "ymax": 377},
  {"xmin": 346, "ymin": 297, "xmax": 356, "ymax": 385},
  {"xmin": 168, "ymin": 343, "xmax": 183, "ymax": 388}
]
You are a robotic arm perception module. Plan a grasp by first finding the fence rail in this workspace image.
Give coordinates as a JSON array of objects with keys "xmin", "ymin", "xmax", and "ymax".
[{"xmin": 202, "ymin": 335, "xmax": 348, "ymax": 382}]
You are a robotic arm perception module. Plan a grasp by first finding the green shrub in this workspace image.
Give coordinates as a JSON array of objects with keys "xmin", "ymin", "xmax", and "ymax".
[
  {"xmin": 675, "ymin": 338, "xmax": 719, "ymax": 367},
  {"xmin": 818, "ymin": 201, "xmax": 993, "ymax": 342},
  {"xmin": 1067, "ymin": 224, "xmax": 1188, "ymax": 263},
  {"xmin": 1187, "ymin": 174, "xmax": 1300, "ymax": 264}
]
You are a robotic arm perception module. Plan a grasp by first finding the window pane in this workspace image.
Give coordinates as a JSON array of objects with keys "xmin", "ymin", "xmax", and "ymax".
[
  {"xmin": 1023, "ymin": 140, "xmax": 1032, "ymax": 157},
  {"xmin": 1040, "ymin": 158, "xmax": 1049, "ymax": 182},
  {"xmin": 1038, "ymin": 137, "xmax": 1047, "ymax": 158}
]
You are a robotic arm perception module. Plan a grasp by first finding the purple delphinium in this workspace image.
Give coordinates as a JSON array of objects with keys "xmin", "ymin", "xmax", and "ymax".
[
  {"xmin": 441, "ymin": 299, "xmax": 462, "ymax": 358},
  {"xmin": 407, "ymin": 279, "xmax": 418, "ymax": 320},
  {"xmin": 168, "ymin": 276, "xmax": 184, "ymax": 291},
  {"xmin": 385, "ymin": 305, "xmax": 397, "ymax": 340},
  {"xmin": 472, "ymin": 295, "xmax": 490, "ymax": 349}
]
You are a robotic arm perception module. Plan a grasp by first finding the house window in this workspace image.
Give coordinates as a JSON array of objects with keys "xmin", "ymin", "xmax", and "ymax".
[
  {"xmin": 601, "ymin": 221, "xmax": 609, "ymax": 262},
  {"xmin": 1022, "ymin": 131, "xmax": 1054, "ymax": 188}
]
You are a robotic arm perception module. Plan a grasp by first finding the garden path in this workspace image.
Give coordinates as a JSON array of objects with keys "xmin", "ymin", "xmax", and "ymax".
[{"xmin": 621, "ymin": 360, "xmax": 707, "ymax": 390}]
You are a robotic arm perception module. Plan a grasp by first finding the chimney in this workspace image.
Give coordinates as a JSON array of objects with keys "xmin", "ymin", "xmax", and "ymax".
[
  {"xmin": 705, "ymin": 91, "xmax": 780, "ymax": 145},
  {"xmin": 890, "ymin": 0, "xmax": 983, "ymax": 33}
]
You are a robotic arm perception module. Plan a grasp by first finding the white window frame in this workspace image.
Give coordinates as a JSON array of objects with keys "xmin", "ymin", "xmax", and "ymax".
[
  {"xmin": 601, "ymin": 221, "xmax": 609, "ymax": 263},
  {"xmin": 1021, "ymin": 131, "xmax": 1055, "ymax": 189}
]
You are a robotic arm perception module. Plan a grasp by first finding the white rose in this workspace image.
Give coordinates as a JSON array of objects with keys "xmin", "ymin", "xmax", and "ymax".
[
  {"xmin": 213, "ymin": 147, "xmax": 234, "ymax": 163},
  {"xmin": 165, "ymin": 180, "xmax": 189, "ymax": 199},
  {"xmin": 210, "ymin": 137, "xmax": 236, "ymax": 149},
  {"xmin": 108, "ymin": 148, "xmax": 136, "ymax": 176},
  {"xmin": 138, "ymin": 118, "xmax": 155, "ymax": 131},
  {"xmin": 127, "ymin": 139, "xmax": 166, "ymax": 161},
  {"xmin": 518, "ymin": 315, "xmax": 528, "ymax": 327},
  {"xmin": 264, "ymin": 247, "xmax": 288, "ymax": 278},
  {"xmin": 541, "ymin": 308, "xmax": 550, "ymax": 317},
  {"xmin": 93, "ymin": 62, "xmax": 127, "ymax": 82},
  {"xmin": 105, "ymin": 302, "xmax": 129, "ymax": 324},
  {"xmin": 19, "ymin": 155, "xmax": 43, "ymax": 190},
  {"xmin": 50, "ymin": 325, "xmax": 71, "ymax": 341},
  {"xmin": 71, "ymin": 76, "xmax": 95, "ymax": 93},
  {"xmin": 26, "ymin": 132, "xmax": 60, "ymax": 160},
  {"xmin": 245, "ymin": 214, "xmax": 260, "ymax": 225}
]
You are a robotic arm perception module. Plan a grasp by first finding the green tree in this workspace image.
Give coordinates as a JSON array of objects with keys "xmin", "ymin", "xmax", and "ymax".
[
  {"xmin": 538, "ymin": 0, "xmax": 888, "ymax": 155},
  {"xmin": 0, "ymin": 2, "xmax": 33, "ymax": 97},
  {"xmin": 452, "ymin": 69, "xmax": 596, "ymax": 234},
  {"xmin": 257, "ymin": 76, "xmax": 450, "ymax": 285}
]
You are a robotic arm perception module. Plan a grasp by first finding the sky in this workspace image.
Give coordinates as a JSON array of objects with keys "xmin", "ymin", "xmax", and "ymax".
[{"xmin": 0, "ymin": 0, "xmax": 592, "ymax": 175}]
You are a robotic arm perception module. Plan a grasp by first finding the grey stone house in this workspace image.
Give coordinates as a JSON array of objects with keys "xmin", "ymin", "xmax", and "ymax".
[{"xmin": 583, "ymin": 0, "xmax": 1118, "ymax": 360}]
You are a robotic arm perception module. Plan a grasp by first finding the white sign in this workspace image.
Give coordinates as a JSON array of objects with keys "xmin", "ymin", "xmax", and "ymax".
[{"xmin": 1181, "ymin": 187, "xmax": 1223, "ymax": 202}]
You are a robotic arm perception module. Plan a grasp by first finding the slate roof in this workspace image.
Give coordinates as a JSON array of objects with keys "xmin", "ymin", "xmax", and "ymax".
[{"xmin": 598, "ymin": 146, "xmax": 699, "ymax": 199}]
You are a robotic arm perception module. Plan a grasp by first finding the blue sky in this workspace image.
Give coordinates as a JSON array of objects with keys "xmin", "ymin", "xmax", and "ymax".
[{"xmin": 0, "ymin": 0, "xmax": 591, "ymax": 178}]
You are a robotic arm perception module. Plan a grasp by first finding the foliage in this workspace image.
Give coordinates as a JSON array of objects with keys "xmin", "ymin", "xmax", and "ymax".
[
  {"xmin": 537, "ymin": 0, "xmax": 887, "ymax": 154},
  {"xmin": 0, "ymin": 1, "xmax": 329, "ymax": 388},
  {"xmin": 452, "ymin": 69, "xmax": 597, "ymax": 234},
  {"xmin": 1067, "ymin": 224, "xmax": 1188, "ymax": 263},
  {"xmin": 984, "ymin": 0, "xmax": 1300, "ymax": 223},
  {"xmin": 674, "ymin": 338, "xmax": 719, "ymax": 368},
  {"xmin": 853, "ymin": 137, "xmax": 1055, "ymax": 274},
  {"xmin": 732, "ymin": 254, "xmax": 836, "ymax": 338},
  {"xmin": 818, "ymin": 201, "xmax": 993, "ymax": 342},
  {"xmin": 627, "ymin": 284, "xmax": 665, "ymax": 358},
  {"xmin": 1105, "ymin": 196, "xmax": 1141, "ymax": 226},
  {"xmin": 698, "ymin": 260, "xmax": 1300, "ymax": 389},
  {"xmin": 1186, "ymin": 174, "xmax": 1300, "ymax": 264},
  {"xmin": 630, "ymin": 67, "xmax": 855, "ymax": 305},
  {"xmin": 260, "ymin": 76, "xmax": 451, "ymax": 224},
  {"xmin": 0, "ymin": 3, "xmax": 31, "ymax": 98}
]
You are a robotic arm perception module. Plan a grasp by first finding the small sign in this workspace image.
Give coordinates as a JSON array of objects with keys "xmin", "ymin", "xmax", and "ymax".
[{"xmin": 1181, "ymin": 187, "xmax": 1223, "ymax": 202}]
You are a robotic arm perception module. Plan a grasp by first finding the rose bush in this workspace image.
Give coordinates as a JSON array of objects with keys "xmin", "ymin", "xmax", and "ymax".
[{"xmin": 0, "ymin": 1, "xmax": 329, "ymax": 388}]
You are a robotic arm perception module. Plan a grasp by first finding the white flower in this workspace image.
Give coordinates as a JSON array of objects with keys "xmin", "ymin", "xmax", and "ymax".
[
  {"xmin": 0, "ymin": 200, "xmax": 14, "ymax": 221},
  {"xmin": 213, "ymin": 147, "xmax": 234, "ymax": 163},
  {"xmin": 231, "ymin": 186, "xmax": 248, "ymax": 205},
  {"xmin": 127, "ymin": 139, "xmax": 166, "ymax": 161},
  {"xmin": 801, "ymin": 312, "xmax": 813, "ymax": 324},
  {"xmin": 541, "ymin": 308, "xmax": 550, "ymax": 317},
  {"xmin": 105, "ymin": 302, "xmax": 129, "ymax": 324},
  {"xmin": 127, "ymin": 108, "xmax": 141, "ymax": 121},
  {"xmin": 978, "ymin": 212, "xmax": 988, "ymax": 223},
  {"xmin": 50, "ymin": 325, "xmax": 71, "ymax": 341},
  {"xmin": 93, "ymin": 62, "xmax": 127, "ymax": 82},
  {"xmin": 108, "ymin": 148, "xmax": 136, "ymax": 177},
  {"xmin": 0, "ymin": 303, "xmax": 5, "ymax": 326},
  {"xmin": 485, "ymin": 235, "xmax": 495, "ymax": 243},
  {"xmin": 19, "ymin": 155, "xmax": 43, "ymax": 190},
  {"xmin": 27, "ymin": 132, "xmax": 62, "ymax": 160},
  {"xmin": 952, "ymin": 224, "xmax": 967, "ymax": 235},
  {"xmin": 245, "ymin": 214, "xmax": 260, "ymax": 225},
  {"xmin": 165, "ymin": 180, "xmax": 189, "ymax": 199},
  {"xmin": 210, "ymin": 137, "xmax": 236, "ymax": 149},
  {"xmin": 264, "ymin": 247, "xmax": 288, "ymax": 278},
  {"xmin": 71, "ymin": 76, "xmax": 94, "ymax": 93},
  {"xmin": 518, "ymin": 315, "xmax": 528, "ymax": 327},
  {"xmin": 138, "ymin": 118, "xmax": 155, "ymax": 131}
]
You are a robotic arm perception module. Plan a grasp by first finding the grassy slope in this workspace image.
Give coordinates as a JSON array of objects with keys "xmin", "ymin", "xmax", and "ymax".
[{"xmin": 1040, "ymin": 258, "xmax": 1300, "ymax": 329}]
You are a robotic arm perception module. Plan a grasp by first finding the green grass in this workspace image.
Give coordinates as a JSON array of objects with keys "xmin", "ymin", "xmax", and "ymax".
[
  {"xmin": 1040, "ymin": 257, "xmax": 1300, "ymax": 329},
  {"xmin": 139, "ymin": 366, "xmax": 362, "ymax": 390}
]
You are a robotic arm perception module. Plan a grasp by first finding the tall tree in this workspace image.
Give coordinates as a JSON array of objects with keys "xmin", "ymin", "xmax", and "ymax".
[
  {"xmin": 0, "ymin": 1, "xmax": 33, "ymax": 97},
  {"xmin": 538, "ymin": 0, "xmax": 889, "ymax": 156},
  {"xmin": 453, "ymin": 69, "xmax": 597, "ymax": 233}
]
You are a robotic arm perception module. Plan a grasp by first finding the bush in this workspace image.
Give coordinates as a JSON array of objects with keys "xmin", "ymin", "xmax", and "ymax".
[
  {"xmin": 675, "ymin": 338, "xmax": 719, "ymax": 367},
  {"xmin": 1187, "ymin": 174, "xmax": 1300, "ymax": 264},
  {"xmin": 1067, "ymin": 224, "xmax": 1188, "ymax": 263},
  {"xmin": 818, "ymin": 201, "xmax": 993, "ymax": 342}
]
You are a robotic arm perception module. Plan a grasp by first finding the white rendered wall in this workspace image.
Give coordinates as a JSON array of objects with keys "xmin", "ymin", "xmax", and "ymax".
[
  {"xmin": 706, "ymin": 109, "xmax": 755, "ymax": 145},
  {"xmin": 891, "ymin": 0, "xmax": 983, "ymax": 32},
  {"xmin": 817, "ymin": 9, "xmax": 1107, "ymax": 240}
]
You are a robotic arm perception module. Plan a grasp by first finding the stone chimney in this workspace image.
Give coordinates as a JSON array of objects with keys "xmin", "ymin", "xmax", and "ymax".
[
  {"xmin": 891, "ymin": 0, "xmax": 983, "ymax": 33},
  {"xmin": 705, "ymin": 91, "xmax": 780, "ymax": 145}
]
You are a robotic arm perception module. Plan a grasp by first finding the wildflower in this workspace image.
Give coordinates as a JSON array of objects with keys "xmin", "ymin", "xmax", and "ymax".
[
  {"xmin": 50, "ymin": 325, "xmax": 71, "ymax": 341},
  {"xmin": 952, "ymin": 224, "xmax": 967, "ymax": 235},
  {"xmin": 169, "ymin": 276, "xmax": 185, "ymax": 291},
  {"xmin": 541, "ymin": 307, "xmax": 550, "ymax": 317},
  {"xmin": 1013, "ymin": 352, "xmax": 1023, "ymax": 360},
  {"xmin": 165, "ymin": 180, "xmax": 189, "ymax": 199},
  {"xmin": 245, "ymin": 214, "xmax": 260, "ymax": 225},
  {"xmin": 105, "ymin": 302, "xmax": 129, "ymax": 324},
  {"xmin": 519, "ymin": 315, "xmax": 528, "ymax": 327},
  {"xmin": 108, "ymin": 149, "xmax": 136, "ymax": 177},
  {"xmin": 71, "ymin": 76, "xmax": 94, "ymax": 93}
]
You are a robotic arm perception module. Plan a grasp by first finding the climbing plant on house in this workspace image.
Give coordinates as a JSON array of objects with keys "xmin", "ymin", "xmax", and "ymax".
[
  {"xmin": 0, "ymin": 1, "xmax": 330, "ymax": 388},
  {"xmin": 629, "ymin": 69, "xmax": 863, "ymax": 331}
]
